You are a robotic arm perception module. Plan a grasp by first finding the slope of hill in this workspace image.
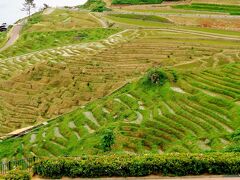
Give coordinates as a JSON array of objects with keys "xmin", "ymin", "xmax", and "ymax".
[
  {"xmin": 0, "ymin": 28, "xmax": 239, "ymax": 137},
  {"xmin": 0, "ymin": 0, "xmax": 239, "ymax": 169},
  {"xmin": 0, "ymin": 62, "xmax": 239, "ymax": 159}
]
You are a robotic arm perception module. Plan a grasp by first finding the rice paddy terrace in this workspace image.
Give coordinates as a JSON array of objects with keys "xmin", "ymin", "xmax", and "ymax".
[
  {"xmin": 0, "ymin": 0, "xmax": 240, "ymax": 161},
  {"xmin": 0, "ymin": 28, "xmax": 239, "ymax": 137},
  {"xmin": 0, "ymin": 62, "xmax": 239, "ymax": 158}
]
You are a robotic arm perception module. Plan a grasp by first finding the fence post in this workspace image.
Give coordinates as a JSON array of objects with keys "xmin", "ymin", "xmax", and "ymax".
[{"xmin": 8, "ymin": 161, "xmax": 11, "ymax": 171}]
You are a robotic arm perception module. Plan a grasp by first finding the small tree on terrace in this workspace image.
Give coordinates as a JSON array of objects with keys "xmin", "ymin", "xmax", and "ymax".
[{"xmin": 22, "ymin": 0, "xmax": 36, "ymax": 17}]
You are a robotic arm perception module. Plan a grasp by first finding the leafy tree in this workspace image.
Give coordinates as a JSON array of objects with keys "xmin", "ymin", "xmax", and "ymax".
[
  {"xmin": 82, "ymin": 0, "xmax": 108, "ymax": 12},
  {"xmin": 22, "ymin": 0, "xmax": 36, "ymax": 17},
  {"xmin": 147, "ymin": 69, "xmax": 168, "ymax": 86}
]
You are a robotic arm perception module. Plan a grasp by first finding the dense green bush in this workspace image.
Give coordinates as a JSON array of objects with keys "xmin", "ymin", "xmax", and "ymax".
[
  {"xmin": 4, "ymin": 170, "xmax": 31, "ymax": 180},
  {"xmin": 82, "ymin": 0, "xmax": 108, "ymax": 12},
  {"xmin": 33, "ymin": 153, "xmax": 240, "ymax": 178},
  {"xmin": 147, "ymin": 69, "xmax": 169, "ymax": 85},
  {"xmin": 100, "ymin": 129, "xmax": 115, "ymax": 152},
  {"xmin": 112, "ymin": 0, "xmax": 164, "ymax": 5}
]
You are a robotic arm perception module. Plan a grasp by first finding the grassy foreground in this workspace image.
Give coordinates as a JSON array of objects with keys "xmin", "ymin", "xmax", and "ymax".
[{"xmin": 33, "ymin": 153, "xmax": 240, "ymax": 178}]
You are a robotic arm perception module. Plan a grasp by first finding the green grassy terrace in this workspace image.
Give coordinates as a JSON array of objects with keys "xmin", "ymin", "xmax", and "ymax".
[
  {"xmin": 172, "ymin": 3, "xmax": 240, "ymax": 15},
  {"xmin": 0, "ymin": 62, "xmax": 239, "ymax": 159},
  {"xmin": 109, "ymin": 14, "xmax": 172, "ymax": 23},
  {"xmin": 0, "ymin": 28, "xmax": 120, "ymax": 58}
]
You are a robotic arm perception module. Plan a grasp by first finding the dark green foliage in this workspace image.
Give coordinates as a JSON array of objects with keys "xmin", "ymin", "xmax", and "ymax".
[
  {"xmin": 230, "ymin": 129, "xmax": 240, "ymax": 142},
  {"xmin": 143, "ymin": 68, "xmax": 179, "ymax": 86},
  {"xmin": 100, "ymin": 129, "xmax": 115, "ymax": 152},
  {"xmin": 33, "ymin": 153, "xmax": 240, "ymax": 178},
  {"xmin": 224, "ymin": 129, "xmax": 240, "ymax": 152},
  {"xmin": 109, "ymin": 14, "xmax": 171, "ymax": 23},
  {"xmin": 173, "ymin": 3, "xmax": 240, "ymax": 15},
  {"xmin": 112, "ymin": 0, "xmax": 163, "ymax": 5},
  {"xmin": 145, "ymin": 69, "xmax": 169, "ymax": 86},
  {"xmin": 4, "ymin": 170, "xmax": 31, "ymax": 180},
  {"xmin": 170, "ymin": 70, "xmax": 179, "ymax": 83},
  {"xmin": 82, "ymin": 0, "xmax": 108, "ymax": 12},
  {"xmin": 149, "ymin": 69, "xmax": 168, "ymax": 85}
]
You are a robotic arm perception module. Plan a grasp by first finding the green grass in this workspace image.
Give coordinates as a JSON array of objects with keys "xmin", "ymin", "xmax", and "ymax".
[
  {"xmin": 106, "ymin": 14, "xmax": 240, "ymax": 37},
  {"xmin": 0, "ymin": 28, "xmax": 120, "ymax": 58},
  {"xmin": 109, "ymin": 14, "xmax": 172, "ymax": 23},
  {"xmin": 107, "ymin": 15, "xmax": 172, "ymax": 27},
  {"xmin": 123, "ymin": 8, "xmax": 225, "ymax": 15},
  {"xmin": 173, "ymin": 3, "xmax": 240, "ymax": 15},
  {"xmin": 0, "ymin": 63, "xmax": 239, "ymax": 159},
  {"xmin": 0, "ymin": 32, "xmax": 7, "ymax": 48}
]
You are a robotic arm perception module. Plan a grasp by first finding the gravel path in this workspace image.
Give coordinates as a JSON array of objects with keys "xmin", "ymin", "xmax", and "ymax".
[{"xmin": 0, "ymin": 20, "xmax": 26, "ymax": 52}]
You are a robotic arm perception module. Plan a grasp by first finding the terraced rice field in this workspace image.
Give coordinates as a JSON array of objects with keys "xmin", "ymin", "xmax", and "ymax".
[
  {"xmin": 0, "ymin": 62, "xmax": 239, "ymax": 159},
  {"xmin": 25, "ymin": 9, "xmax": 102, "ymax": 32},
  {"xmin": 0, "ymin": 29, "xmax": 239, "ymax": 137}
]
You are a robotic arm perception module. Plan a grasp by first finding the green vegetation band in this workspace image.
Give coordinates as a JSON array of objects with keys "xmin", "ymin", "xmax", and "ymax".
[{"xmin": 33, "ymin": 153, "xmax": 240, "ymax": 178}]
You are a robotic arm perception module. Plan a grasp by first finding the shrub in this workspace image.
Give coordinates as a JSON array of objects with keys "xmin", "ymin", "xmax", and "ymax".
[
  {"xmin": 82, "ymin": 0, "xmax": 108, "ymax": 12},
  {"xmin": 4, "ymin": 170, "xmax": 31, "ymax": 180},
  {"xmin": 100, "ymin": 129, "xmax": 115, "ymax": 152},
  {"xmin": 147, "ymin": 69, "xmax": 169, "ymax": 86},
  {"xmin": 33, "ymin": 153, "xmax": 240, "ymax": 178}
]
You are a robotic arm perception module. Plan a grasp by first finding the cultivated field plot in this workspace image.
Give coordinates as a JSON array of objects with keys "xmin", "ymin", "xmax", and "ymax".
[
  {"xmin": 0, "ymin": 62, "xmax": 239, "ymax": 158},
  {"xmin": 25, "ymin": 9, "xmax": 101, "ymax": 32},
  {"xmin": 0, "ymin": 29, "xmax": 239, "ymax": 137},
  {"xmin": 173, "ymin": 3, "xmax": 240, "ymax": 15},
  {"xmin": 0, "ymin": 29, "xmax": 120, "ymax": 58}
]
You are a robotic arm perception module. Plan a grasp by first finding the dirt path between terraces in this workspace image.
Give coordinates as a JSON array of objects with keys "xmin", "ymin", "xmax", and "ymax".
[{"xmin": 0, "ymin": 20, "xmax": 26, "ymax": 52}]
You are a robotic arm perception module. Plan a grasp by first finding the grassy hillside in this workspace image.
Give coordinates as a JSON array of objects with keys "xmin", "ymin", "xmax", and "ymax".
[
  {"xmin": 173, "ymin": 3, "xmax": 240, "ymax": 15},
  {"xmin": 0, "ymin": 1, "xmax": 240, "ymax": 168},
  {"xmin": 0, "ymin": 29, "xmax": 120, "ymax": 58},
  {"xmin": 108, "ymin": 14, "xmax": 172, "ymax": 23},
  {"xmin": 24, "ymin": 9, "xmax": 101, "ymax": 32},
  {"xmin": 0, "ymin": 62, "xmax": 239, "ymax": 159},
  {"xmin": 0, "ymin": 29, "xmax": 239, "ymax": 137}
]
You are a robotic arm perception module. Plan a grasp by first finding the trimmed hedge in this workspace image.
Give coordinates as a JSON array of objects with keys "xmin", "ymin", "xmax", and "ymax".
[
  {"xmin": 3, "ymin": 170, "xmax": 31, "ymax": 180},
  {"xmin": 34, "ymin": 153, "xmax": 240, "ymax": 178}
]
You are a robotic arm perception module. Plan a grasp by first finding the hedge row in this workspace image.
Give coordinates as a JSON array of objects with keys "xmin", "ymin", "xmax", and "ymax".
[
  {"xmin": 33, "ymin": 153, "xmax": 240, "ymax": 178},
  {"xmin": 3, "ymin": 170, "xmax": 31, "ymax": 180}
]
